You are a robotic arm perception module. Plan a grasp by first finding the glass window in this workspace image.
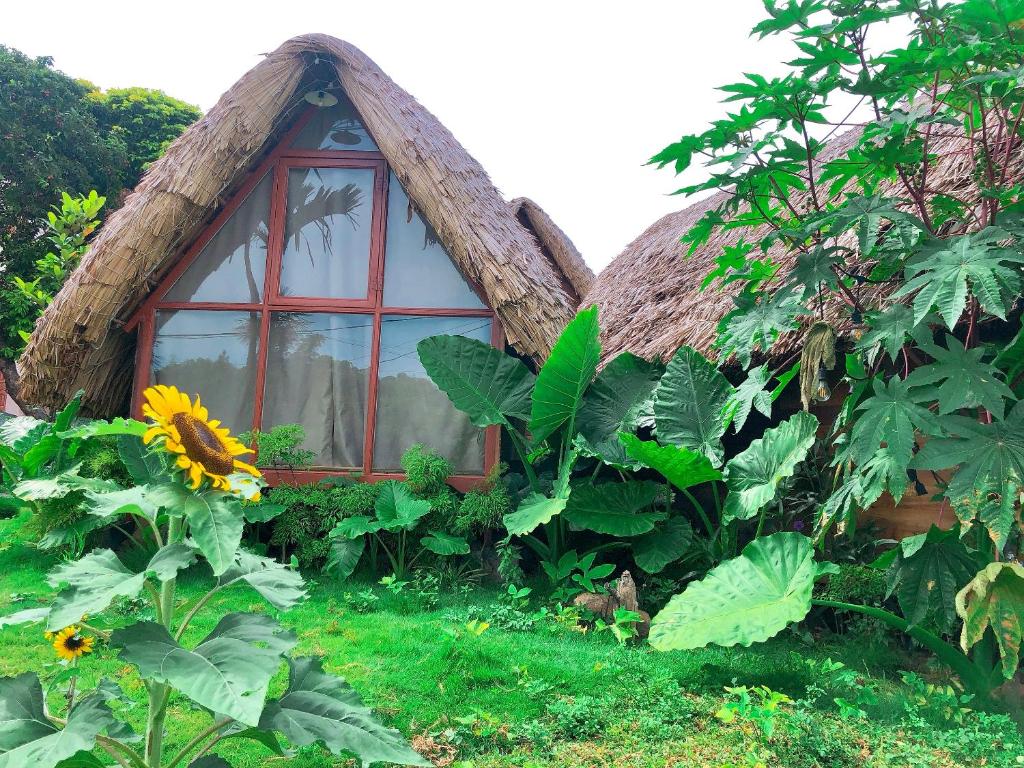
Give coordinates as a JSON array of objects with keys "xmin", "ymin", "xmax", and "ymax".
[
  {"xmin": 373, "ymin": 316, "xmax": 491, "ymax": 474},
  {"xmin": 261, "ymin": 312, "xmax": 372, "ymax": 468},
  {"xmin": 382, "ymin": 173, "xmax": 485, "ymax": 308},
  {"xmin": 164, "ymin": 172, "xmax": 272, "ymax": 303},
  {"xmin": 151, "ymin": 310, "xmax": 259, "ymax": 433},
  {"xmin": 279, "ymin": 167, "xmax": 374, "ymax": 299},
  {"xmin": 291, "ymin": 95, "xmax": 378, "ymax": 151}
]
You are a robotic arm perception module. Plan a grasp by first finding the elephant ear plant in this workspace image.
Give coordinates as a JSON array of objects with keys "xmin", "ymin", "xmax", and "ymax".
[
  {"xmin": 416, "ymin": 306, "xmax": 674, "ymax": 577},
  {"xmin": 0, "ymin": 385, "xmax": 426, "ymax": 768}
]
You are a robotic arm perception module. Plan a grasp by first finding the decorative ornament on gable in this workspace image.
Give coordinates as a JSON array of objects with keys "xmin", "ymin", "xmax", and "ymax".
[
  {"xmin": 304, "ymin": 87, "xmax": 338, "ymax": 108},
  {"xmin": 303, "ymin": 56, "xmax": 339, "ymax": 107}
]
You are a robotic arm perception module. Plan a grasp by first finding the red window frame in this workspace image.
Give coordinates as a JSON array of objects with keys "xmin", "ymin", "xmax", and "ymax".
[{"xmin": 127, "ymin": 105, "xmax": 501, "ymax": 491}]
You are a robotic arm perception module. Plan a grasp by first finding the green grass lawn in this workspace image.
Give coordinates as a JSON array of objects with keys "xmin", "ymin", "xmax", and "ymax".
[{"xmin": 1, "ymin": 512, "xmax": 1021, "ymax": 768}]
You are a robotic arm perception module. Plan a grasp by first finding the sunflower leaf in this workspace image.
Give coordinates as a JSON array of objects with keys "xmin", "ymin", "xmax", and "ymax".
[
  {"xmin": 218, "ymin": 550, "xmax": 307, "ymax": 610},
  {"xmin": 0, "ymin": 674, "xmax": 116, "ymax": 768},
  {"xmin": 259, "ymin": 656, "xmax": 429, "ymax": 766},
  {"xmin": 112, "ymin": 614, "xmax": 296, "ymax": 727}
]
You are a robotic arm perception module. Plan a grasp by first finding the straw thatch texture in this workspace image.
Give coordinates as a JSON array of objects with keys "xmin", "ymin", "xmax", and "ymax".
[
  {"xmin": 511, "ymin": 197, "xmax": 593, "ymax": 301},
  {"xmin": 18, "ymin": 34, "xmax": 583, "ymax": 413},
  {"xmin": 585, "ymin": 125, "xmax": 1021, "ymax": 364}
]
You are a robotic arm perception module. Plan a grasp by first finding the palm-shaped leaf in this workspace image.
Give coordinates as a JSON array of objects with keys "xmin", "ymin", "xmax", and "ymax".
[{"xmin": 956, "ymin": 562, "xmax": 1024, "ymax": 680}]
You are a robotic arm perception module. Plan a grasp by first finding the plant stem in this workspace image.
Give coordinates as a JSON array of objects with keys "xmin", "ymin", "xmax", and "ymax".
[
  {"xmin": 174, "ymin": 586, "xmax": 222, "ymax": 642},
  {"xmin": 506, "ymin": 429, "xmax": 540, "ymax": 493},
  {"xmin": 811, "ymin": 599, "xmax": 996, "ymax": 697},
  {"xmin": 681, "ymin": 488, "xmax": 716, "ymax": 537},
  {"xmin": 146, "ymin": 516, "xmax": 184, "ymax": 767},
  {"xmin": 164, "ymin": 718, "xmax": 232, "ymax": 768}
]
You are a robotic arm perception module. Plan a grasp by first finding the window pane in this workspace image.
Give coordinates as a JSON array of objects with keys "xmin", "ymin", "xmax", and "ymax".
[
  {"xmin": 151, "ymin": 310, "xmax": 259, "ymax": 434},
  {"xmin": 290, "ymin": 95, "xmax": 378, "ymax": 151},
  {"xmin": 262, "ymin": 312, "xmax": 372, "ymax": 468},
  {"xmin": 279, "ymin": 167, "xmax": 374, "ymax": 299},
  {"xmin": 373, "ymin": 316, "xmax": 491, "ymax": 474},
  {"xmin": 164, "ymin": 172, "xmax": 271, "ymax": 303},
  {"xmin": 382, "ymin": 173, "xmax": 485, "ymax": 308}
]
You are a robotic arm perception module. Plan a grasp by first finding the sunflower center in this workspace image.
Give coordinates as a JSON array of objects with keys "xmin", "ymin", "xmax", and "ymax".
[
  {"xmin": 171, "ymin": 412, "xmax": 236, "ymax": 476},
  {"xmin": 64, "ymin": 634, "xmax": 85, "ymax": 650}
]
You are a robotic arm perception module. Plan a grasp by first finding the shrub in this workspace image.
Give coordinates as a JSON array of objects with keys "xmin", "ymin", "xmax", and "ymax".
[{"xmin": 239, "ymin": 423, "xmax": 315, "ymax": 468}]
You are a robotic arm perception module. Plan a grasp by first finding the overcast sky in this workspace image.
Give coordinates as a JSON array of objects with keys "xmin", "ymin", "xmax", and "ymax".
[{"xmin": 5, "ymin": 1, "xmax": 868, "ymax": 272}]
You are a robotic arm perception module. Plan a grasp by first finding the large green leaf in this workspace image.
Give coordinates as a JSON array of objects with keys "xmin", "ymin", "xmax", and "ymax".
[
  {"xmin": 577, "ymin": 352, "xmax": 661, "ymax": 463},
  {"xmin": 632, "ymin": 517, "xmax": 693, "ymax": 574},
  {"xmin": 906, "ymin": 335, "xmax": 1015, "ymax": 417},
  {"xmin": 326, "ymin": 538, "xmax": 364, "ymax": 580},
  {"xmin": 653, "ymin": 346, "xmax": 734, "ymax": 465},
  {"xmin": 847, "ymin": 377, "xmax": 941, "ymax": 466},
  {"xmin": 894, "ymin": 230, "xmax": 1024, "ymax": 328},
  {"xmin": 913, "ymin": 401, "xmax": 1024, "ymax": 523},
  {"xmin": 620, "ymin": 434, "xmax": 722, "ymax": 491},
  {"xmin": 723, "ymin": 364, "xmax": 772, "ymax": 433},
  {"xmin": 374, "ymin": 481, "xmax": 431, "ymax": 531},
  {"xmin": 855, "ymin": 304, "xmax": 920, "ymax": 363},
  {"xmin": 82, "ymin": 484, "xmax": 161, "ymax": 519},
  {"xmin": 723, "ymin": 412, "xmax": 818, "ymax": 523},
  {"xmin": 503, "ymin": 493, "xmax": 567, "ymax": 536},
  {"xmin": 529, "ymin": 305, "xmax": 601, "ymax": 445},
  {"xmin": 180, "ymin": 493, "xmax": 244, "ymax": 576},
  {"xmin": 715, "ymin": 289, "xmax": 802, "ymax": 368},
  {"xmin": 330, "ymin": 516, "xmax": 382, "ymax": 540},
  {"xmin": 116, "ymin": 435, "xmax": 169, "ymax": 484},
  {"xmin": 420, "ymin": 531, "xmax": 471, "ymax": 556},
  {"xmin": 14, "ymin": 470, "xmax": 115, "ymax": 502},
  {"xmin": 563, "ymin": 481, "xmax": 666, "ymax": 536},
  {"xmin": 649, "ymin": 532, "xmax": 832, "ymax": 650},
  {"xmin": 956, "ymin": 562, "xmax": 1024, "ymax": 680},
  {"xmin": 416, "ymin": 335, "xmax": 535, "ymax": 426},
  {"xmin": 218, "ymin": 550, "xmax": 307, "ymax": 610},
  {"xmin": 46, "ymin": 546, "xmax": 193, "ymax": 631},
  {"xmin": 884, "ymin": 525, "xmax": 980, "ymax": 632},
  {"xmin": 112, "ymin": 614, "xmax": 296, "ymax": 726},
  {"xmin": 259, "ymin": 656, "xmax": 428, "ymax": 766},
  {"xmin": 0, "ymin": 674, "xmax": 115, "ymax": 768}
]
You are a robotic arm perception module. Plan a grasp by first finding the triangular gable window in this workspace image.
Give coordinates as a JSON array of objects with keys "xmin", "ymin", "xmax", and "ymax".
[
  {"xmin": 164, "ymin": 171, "xmax": 272, "ymax": 303},
  {"xmin": 138, "ymin": 93, "xmax": 497, "ymax": 482},
  {"xmin": 382, "ymin": 172, "xmax": 485, "ymax": 309},
  {"xmin": 290, "ymin": 93, "xmax": 378, "ymax": 151}
]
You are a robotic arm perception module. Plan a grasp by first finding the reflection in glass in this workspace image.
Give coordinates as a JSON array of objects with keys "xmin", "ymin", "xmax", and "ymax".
[
  {"xmin": 262, "ymin": 312, "xmax": 372, "ymax": 468},
  {"xmin": 373, "ymin": 316, "xmax": 491, "ymax": 473},
  {"xmin": 279, "ymin": 167, "xmax": 374, "ymax": 299},
  {"xmin": 151, "ymin": 310, "xmax": 259, "ymax": 433},
  {"xmin": 165, "ymin": 172, "xmax": 272, "ymax": 303},
  {"xmin": 382, "ymin": 173, "xmax": 485, "ymax": 308},
  {"xmin": 291, "ymin": 95, "xmax": 378, "ymax": 151}
]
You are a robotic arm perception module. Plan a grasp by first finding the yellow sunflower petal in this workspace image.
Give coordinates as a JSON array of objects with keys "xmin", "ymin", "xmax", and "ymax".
[{"xmin": 232, "ymin": 459, "xmax": 261, "ymax": 477}]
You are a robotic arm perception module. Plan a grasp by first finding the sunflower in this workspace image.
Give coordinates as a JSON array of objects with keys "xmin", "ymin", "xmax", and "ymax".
[
  {"xmin": 141, "ymin": 385, "xmax": 260, "ymax": 491},
  {"xmin": 53, "ymin": 626, "xmax": 94, "ymax": 661}
]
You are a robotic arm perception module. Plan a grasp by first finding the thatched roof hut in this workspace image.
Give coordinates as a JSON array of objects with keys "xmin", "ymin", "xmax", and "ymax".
[
  {"xmin": 584, "ymin": 126, "xmax": 1009, "ymax": 364},
  {"xmin": 511, "ymin": 197, "xmax": 592, "ymax": 302},
  {"xmin": 18, "ymin": 34, "xmax": 592, "ymax": 415}
]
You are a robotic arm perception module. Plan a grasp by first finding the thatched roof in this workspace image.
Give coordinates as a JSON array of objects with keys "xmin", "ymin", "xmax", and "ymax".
[
  {"xmin": 18, "ymin": 34, "xmax": 585, "ymax": 413},
  {"xmin": 511, "ymin": 197, "xmax": 593, "ymax": 302},
  {"xmin": 585, "ymin": 124, "xmax": 1017, "ymax": 364}
]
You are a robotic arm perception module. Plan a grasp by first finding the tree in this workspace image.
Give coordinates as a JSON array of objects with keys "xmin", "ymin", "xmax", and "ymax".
[
  {"xmin": 645, "ymin": 0, "xmax": 1024, "ymax": 692},
  {"xmin": 85, "ymin": 86, "xmax": 200, "ymax": 184},
  {"xmin": 0, "ymin": 46, "xmax": 123, "ymax": 278}
]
